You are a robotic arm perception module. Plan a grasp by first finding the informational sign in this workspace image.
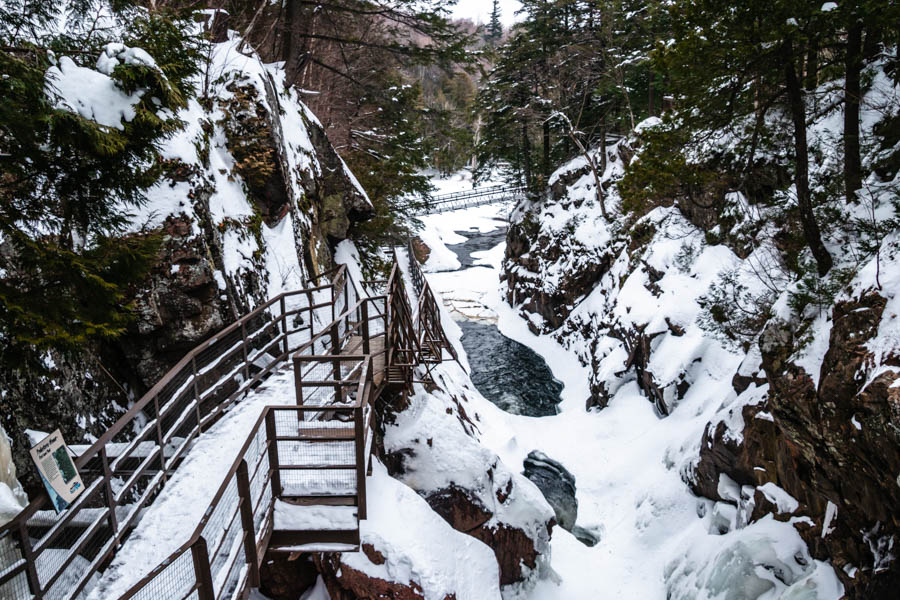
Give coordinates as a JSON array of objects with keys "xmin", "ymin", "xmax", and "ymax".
[{"xmin": 29, "ymin": 429, "xmax": 84, "ymax": 514}]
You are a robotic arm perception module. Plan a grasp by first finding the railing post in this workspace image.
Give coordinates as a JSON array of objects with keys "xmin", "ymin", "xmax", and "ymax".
[
  {"xmin": 236, "ymin": 460, "xmax": 261, "ymax": 588},
  {"xmin": 330, "ymin": 322, "xmax": 342, "ymax": 402},
  {"xmin": 280, "ymin": 296, "xmax": 289, "ymax": 358},
  {"xmin": 305, "ymin": 288, "xmax": 315, "ymax": 339},
  {"xmin": 153, "ymin": 395, "xmax": 167, "ymax": 481},
  {"xmin": 100, "ymin": 446, "xmax": 120, "ymax": 542},
  {"xmin": 293, "ymin": 355, "xmax": 305, "ymax": 406},
  {"xmin": 354, "ymin": 405, "xmax": 367, "ymax": 520},
  {"xmin": 265, "ymin": 410, "xmax": 282, "ymax": 497},
  {"xmin": 18, "ymin": 520, "xmax": 42, "ymax": 599},
  {"xmin": 191, "ymin": 536, "xmax": 215, "ymax": 600},
  {"xmin": 361, "ymin": 301, "xmax": 370, "ymax": 355}
]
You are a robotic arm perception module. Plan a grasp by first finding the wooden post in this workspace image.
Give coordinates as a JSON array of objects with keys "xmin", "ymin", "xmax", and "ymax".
[
  {"xmin": 18, "ymin": 520, "xmax": 42, "ymax": 599},
  {"xmin": 100, "ymin": 446, "xmax": 119, "ymax": 540},
  {"xmin": 280, "ymin": 296, "xmax": 289, "ymax": 358},
  {"xmin": 330, "ymin": 323, "xmax": 341, "ymax": 402},
  {"xmin": 236, "ymin": 460, "xmax": 261, "ymax": 587},
  {"xmin": 306, "ymin": 288, "xmax": 315, "ymax": 339},
  {"xmin": 293, "ymin": 355, "xmax": 304, "ymax": 406},
  {"xmin": 361, "ymin": 301, "xmax": 370, "ymax": 355},
  {"xmin": 191, "ymin": 537, "xmax": 215, "ymax": 600},
  {"xmin": 354, "ymin": 406, "xmax": 367, "ymax": 520},
  {"xmin": 265, "ymin": 411, "xmax": 282, "ymax": 497}
]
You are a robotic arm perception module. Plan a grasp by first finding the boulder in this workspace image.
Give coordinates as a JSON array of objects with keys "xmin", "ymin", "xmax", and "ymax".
[{"xmin": 522, "ymin": 450, "xmax": 577, "ymax": 532}]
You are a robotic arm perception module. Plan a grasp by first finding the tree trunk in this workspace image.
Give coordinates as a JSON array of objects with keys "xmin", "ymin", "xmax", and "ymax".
[
  {"xmin": 783, "ymin": 37, "xmax": 832, "ymax": 276},
  {"xmin": 542, "ymin": 119, "xmax": 551, "ymax": 185},
  {"xmin": 844, "ymin": 19, "xmax": 863, "ymax": 203},
  {"xmin": 804, "ymin": 40, "xmax": 818, "ymax": 91},
  {"xmin": 522, "ymin": 121, "xmax": 532, "ymax": 191}
]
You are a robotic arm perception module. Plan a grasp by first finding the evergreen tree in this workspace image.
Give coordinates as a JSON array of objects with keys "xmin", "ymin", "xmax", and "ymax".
[
  {"xmin": 486, "ymin": 0, "xmax": 503, "ymax": 44},
  {"xmin": 0, "ymin": 1, "xmax": 202, "ymax": 360}
]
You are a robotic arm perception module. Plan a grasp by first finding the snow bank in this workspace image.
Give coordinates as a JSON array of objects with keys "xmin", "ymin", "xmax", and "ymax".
[{"xmin": 340, "ymin": 462, "xmax": 502, "ymax": 600}]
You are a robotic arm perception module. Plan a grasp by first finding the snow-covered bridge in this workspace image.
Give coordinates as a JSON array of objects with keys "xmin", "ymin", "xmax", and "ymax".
[
  {"xmin": 414, "ymin": 184, "xmax": 526, "ymax": 216},
  {"xmin": 0, "ymin": 247, "xmax": 454, "ymax": 600}
]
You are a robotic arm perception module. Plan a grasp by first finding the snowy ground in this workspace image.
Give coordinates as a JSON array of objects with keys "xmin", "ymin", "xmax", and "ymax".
[{"xmin": 415, "ymin": 201, "xmax": 843, "ymax": 599}]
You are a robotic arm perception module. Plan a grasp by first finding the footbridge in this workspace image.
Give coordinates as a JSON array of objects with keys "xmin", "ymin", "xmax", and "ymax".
[
  {"xmin": 0, "ymin": 244, "xmax": 454, "ymax": 600},
  {"xmin": 414, "ymin": 184, "xmax": 526, "ymax": 215}
]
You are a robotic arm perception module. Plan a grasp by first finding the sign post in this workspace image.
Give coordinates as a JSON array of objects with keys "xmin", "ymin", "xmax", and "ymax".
[{"xmin": 29, "ymin": 429, "xmax": 85, "ymax": 513}]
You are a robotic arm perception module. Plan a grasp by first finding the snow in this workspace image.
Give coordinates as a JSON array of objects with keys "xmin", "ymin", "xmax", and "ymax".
[
  {"xmin": 343, "ymin": 462, "xmax": 503, "ymax": 600},
  {"xmin": 274, "ymin": 501, "xmax": 357, "ymax": 531},
  {"xmin": 46, "ymin": 56, "xmax": 142, "ymax": 130},
  {"xmin": 822, "ymin": 501, "xmax": 838, "ymax": 538},
  {"xmin": 412, "ymin": 185, "xmax": 844, "ymax": 599},
  {"xmin": 758, "ymin": 483, "xmax": 800, "ymax": 514},
  {"xmin": 299, "ymin": 577, "xmax": 331, "ymax": 600}
]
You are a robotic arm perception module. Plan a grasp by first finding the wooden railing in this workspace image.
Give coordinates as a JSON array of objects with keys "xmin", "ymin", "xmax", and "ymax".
[
  {"xmin": 0, "ymin": 267, "xmax": 354, "ymax": 600},
  {"xmin": 0, "ymin": 247, "xmax": 454, "ymax": 600},
  {"xmin": 407, "ymin": 239, "xmax": 459, "ymax": 365}
]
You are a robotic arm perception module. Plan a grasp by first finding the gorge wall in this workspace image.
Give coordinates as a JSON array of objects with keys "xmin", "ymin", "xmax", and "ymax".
[{"xmin": 503, "ymin": 112, "xmax": 900, "ymax": 597}]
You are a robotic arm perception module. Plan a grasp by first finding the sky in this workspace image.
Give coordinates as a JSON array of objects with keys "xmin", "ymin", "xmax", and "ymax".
[{"xmin": 451, "ymin": 0, "xmax": 523, "ymax": 27}]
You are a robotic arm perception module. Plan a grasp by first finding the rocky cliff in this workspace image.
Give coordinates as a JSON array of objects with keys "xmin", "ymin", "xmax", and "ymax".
[{"xmin": 503, "ymin": 87, "xmax": 900, "ymax": 595}]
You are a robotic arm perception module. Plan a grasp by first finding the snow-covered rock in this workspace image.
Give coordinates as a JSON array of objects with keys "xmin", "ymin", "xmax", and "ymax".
[
  {"xmin": 313, "ymin": 463, "xmax": 502, "ymax": 600},
  {"xmin": 382, "ymin": 366, "xmax": 556, "ymax": 587}
]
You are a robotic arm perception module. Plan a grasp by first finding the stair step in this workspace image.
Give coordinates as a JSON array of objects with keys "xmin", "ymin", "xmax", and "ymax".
[
  {"xmin": 268, "ymin": 542, "xmax": 359, "ymax": 553},
  {"xmin": 274, "ymin": 500, "xmax": 358, "ymax": 531}
]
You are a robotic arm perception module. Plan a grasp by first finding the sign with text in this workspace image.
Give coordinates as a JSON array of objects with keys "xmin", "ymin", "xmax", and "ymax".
[{"xmin": 29, "ymin": 429, "xmax": 84, "ymax": 513}]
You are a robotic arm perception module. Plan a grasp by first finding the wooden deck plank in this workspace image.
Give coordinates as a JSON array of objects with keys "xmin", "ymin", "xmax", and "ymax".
[{"xmin": 341, "ymin": 334, "xmax": 386, "ymax": 385}]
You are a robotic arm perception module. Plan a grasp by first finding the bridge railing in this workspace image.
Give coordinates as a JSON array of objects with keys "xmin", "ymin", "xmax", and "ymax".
[
  {"xmin": 0, "ymin": 266, "xmax": 354, "ymax": 600},
  {"xmin": 117, "ymin": 386, "xmax": 375, "ymax": 600},
  {"xmin": 414, "ymin": 185, "xmax": 525, "ymax": 216},
  {"xmin": 406, "ymin": 240, "xmax": 458, "ymax": 365}
]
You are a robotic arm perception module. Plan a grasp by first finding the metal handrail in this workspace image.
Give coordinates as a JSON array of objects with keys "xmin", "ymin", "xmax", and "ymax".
[
  {"xmin": 0, "ymin": 268, "xmax": 348, "ymax": 600},
  {"xmin": 1, "ymin": 249, "xmax": 455, "ymax": 600}
]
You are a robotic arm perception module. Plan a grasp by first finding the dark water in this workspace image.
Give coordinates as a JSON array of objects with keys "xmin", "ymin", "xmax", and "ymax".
[
  {"xmin": 446, "ymin": 227, "xmax": 507, "ymax": 268},
  {"xmin": 457, "ymin": 312, "xmax": 563, "ymax": 417},
  {"xmin": 444, "ymin": 224, "xmax": 564, "ymax": 416}
]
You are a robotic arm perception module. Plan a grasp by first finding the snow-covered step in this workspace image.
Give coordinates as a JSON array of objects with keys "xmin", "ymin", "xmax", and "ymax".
[
  {"xmin": 269, "ymin": 542, "xmax": 359, "ymax": 553},
  {"xmin": 274, "ymin": 500, "xmax": 358, "ymax": 531},
  {"xmin": 269, "ymin": 500, "xmax": 361, "ymax": 552}
]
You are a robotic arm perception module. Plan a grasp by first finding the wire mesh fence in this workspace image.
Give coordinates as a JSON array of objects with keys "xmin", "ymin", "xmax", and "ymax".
[
  {"xmin": 2, "ymin": 256, "xmax": 437, "ymax": 600},
  {"xmin": 0, "ymin": 285, "xmax": 321, "ymax": 600}
]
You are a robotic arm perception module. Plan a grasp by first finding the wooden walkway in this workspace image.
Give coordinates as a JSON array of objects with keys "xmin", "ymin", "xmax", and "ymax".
[{"xmin": 0, "ymin": 248, "xmax": 451, "ymax": 600}]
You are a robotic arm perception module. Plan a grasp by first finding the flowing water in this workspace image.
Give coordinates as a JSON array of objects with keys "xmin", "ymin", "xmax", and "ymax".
[{"xmin": 447, "ymin": 229, "xmax": 564, "ymax": 417}]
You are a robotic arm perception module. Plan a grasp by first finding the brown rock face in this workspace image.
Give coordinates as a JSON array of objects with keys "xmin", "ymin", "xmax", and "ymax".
[
  {"xmin": 693, "ymin": 292, "xmax": 900, "ymax": 598},
  {"xmin": 120, "ymin": 215, "xmax": 230, "ymax": 388},
  {"xmin": 504, "ymin": 208, "xmax": 613, "ymax": 332},
  {"xmin": 314, "ymin": 552, "xmax": 429, "ymax": 600},
  {"xmin": 423, "ymin": 485, "xmax": 546, "ymax": 586},
  {"xmin": 259, "ymin": 552, "xmax": 320, "ymax": 600}
]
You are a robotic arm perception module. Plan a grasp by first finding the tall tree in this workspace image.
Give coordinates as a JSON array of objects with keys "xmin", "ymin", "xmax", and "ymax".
[{"xmin": 486, "ymin": 0, "xmax": 503, "ymax": 43}]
